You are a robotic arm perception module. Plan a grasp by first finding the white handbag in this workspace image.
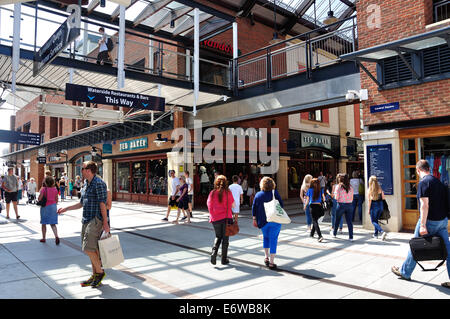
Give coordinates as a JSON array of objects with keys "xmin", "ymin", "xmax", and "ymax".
[
  {"xmin": 264, "ymin": 190, "xmax": 291, "ymax": 224},
  {"xmin": 98, "ymin": 232, "xmax": 125, "ymax": 269}
]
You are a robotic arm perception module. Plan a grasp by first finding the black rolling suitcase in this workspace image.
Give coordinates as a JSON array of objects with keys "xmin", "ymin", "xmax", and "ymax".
[{"xmin": 409, "ymin": 235, "xmax": 447, "ymax": 271}]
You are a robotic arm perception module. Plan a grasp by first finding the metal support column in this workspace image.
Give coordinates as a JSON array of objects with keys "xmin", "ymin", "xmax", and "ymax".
[
  {"xmin": 193, "ymin": 8, "xmax": 200, "ymax": 117},
  {"xmin": 12, "ymin": 3, "xmax": 22, "ymax": 94},
  {"xmin": 117, "ymin": 5, "xmax": 126, "ymax": 89}
]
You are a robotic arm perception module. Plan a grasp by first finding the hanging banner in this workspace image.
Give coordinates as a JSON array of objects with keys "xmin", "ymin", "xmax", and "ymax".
[
  {"xmin": 33, "ymin": 5, "xmax": 81, "ymax": 77},
  {"xmin": 65, "ymin": 83, "xmax": 165, "ymax": 111}
]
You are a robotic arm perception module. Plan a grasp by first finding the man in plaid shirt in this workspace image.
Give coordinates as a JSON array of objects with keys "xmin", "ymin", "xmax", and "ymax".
[{"xmin": 58, "ymin": 161, "xmax": 109, "ymax": 288}]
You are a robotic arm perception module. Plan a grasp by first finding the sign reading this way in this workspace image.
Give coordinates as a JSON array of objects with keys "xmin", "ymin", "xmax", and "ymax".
[{"xmin": 65, "ymin": 83, "xmax": 165, "ymax": 111}]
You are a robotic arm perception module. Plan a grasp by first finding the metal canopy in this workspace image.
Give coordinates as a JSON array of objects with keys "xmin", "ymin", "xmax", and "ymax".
[
  {"xmin": 31, "ymin": 0, "xmax": 235, "ymax": 45},
  {"xmin": 341, "ymin": 25, "xmax": 450, "ymax": 62},
  {"xmin": 0, "ymin": 45, "xmax": 229, "ymax": 108}
]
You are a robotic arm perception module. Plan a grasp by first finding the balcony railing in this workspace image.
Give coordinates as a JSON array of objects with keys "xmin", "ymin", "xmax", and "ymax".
[
  {"xmin": 434, "ymin": 0, "xmax": 450, "ymax": 23},
  {"xmin": 232, "ymin": 16, "xmax": 358, "ymax": 90}
]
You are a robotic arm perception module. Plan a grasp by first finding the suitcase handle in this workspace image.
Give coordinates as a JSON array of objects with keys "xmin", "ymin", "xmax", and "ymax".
[{"xmin": 416, "ymin": 260, "xmax": 445, "ymax": 272}]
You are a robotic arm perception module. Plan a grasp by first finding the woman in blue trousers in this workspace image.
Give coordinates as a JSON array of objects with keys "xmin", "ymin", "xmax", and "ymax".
[
  {"xmin": 252, "ymin": 177, "xmax": 283, "ymax": 270},
  {"xmin": 333, "ymin": 174, "xmax": 354, "ymax": 241},
  {"xmin": 367, "ymin": 176, "xmax": 387, "ymax": 240}
]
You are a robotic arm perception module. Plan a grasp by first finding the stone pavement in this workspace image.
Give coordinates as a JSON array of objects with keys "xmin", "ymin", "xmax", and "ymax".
[{"xmin": 0, "ymin": 197, "xmax": 449, "ymax": 300}]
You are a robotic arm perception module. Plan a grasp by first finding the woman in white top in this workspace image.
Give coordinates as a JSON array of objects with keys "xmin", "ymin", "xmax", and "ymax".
[
  {"xmin": 350, "ymin": 171, "xmax": 363, "ymax": 222},
  {"xmin": 299, "ymin": 174, "xmax": 313, "ymax": 231}
]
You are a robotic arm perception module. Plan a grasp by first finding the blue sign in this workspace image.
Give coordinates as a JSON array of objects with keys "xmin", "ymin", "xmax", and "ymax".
[
  {"xmin": 65, "ymin": 83, "xmax": 165, "ymax": 111},
  {"xmin": 119, "ymin": 137, "xmax": 148, "ymax": 152},
  {"xmin": 0, "ymin": 130, "xmax": 41, "ymax": 145},
  {"xmin": 366, "ymin": 144, "xmax": 394, "ymax": 195},
  {"xmin": 102, "ymin": 143, "xmax": 113, "ymax": 154},
  {"xmin": 370, "ymin": 102, "xmax": 400, "ymax": 114}
]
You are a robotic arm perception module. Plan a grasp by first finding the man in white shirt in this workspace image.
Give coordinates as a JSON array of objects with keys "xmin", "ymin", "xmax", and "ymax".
[
  {"xmin": 27, "ymin": 178, "xmax": 37, "ymax": 204},
  {"xmin": 183, "ymin": 171, "xmax": 194, "ymax": 219},
  {"xmin": 162, "ymin": 170, "xmax": 180, "ymax": 221},
  {"xmin": 97, "ymin": 27, "xmax": 112, "ymax": 66},
  {"xmin": 229, "ymin": 175, "xmax": 244, "ymax": 219}
]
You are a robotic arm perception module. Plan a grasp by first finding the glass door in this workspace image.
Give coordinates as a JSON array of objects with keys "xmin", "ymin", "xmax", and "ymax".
[{"xmin": 400, "ymin": 138, "xmax": 420, "ymax": 230}]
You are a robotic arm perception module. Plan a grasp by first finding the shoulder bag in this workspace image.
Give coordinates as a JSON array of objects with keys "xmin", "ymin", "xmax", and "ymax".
[
  {"xmin": 379, "ymin": 199, "xmax": 391, "ymax": 224},
  {"xmin": 264, "ymin": 190, "xmax": 291, "ymax": 224},
  {"xmin": 36, "ymin": 187, "xmax": 47, "ymax": 207},
  {"xmin": 225, "ymin": 191, "xmax": 239, "ymax": 236},
  {"xmin": 409, "ymin": 235, "xmax": 447, "ymax": 271}
]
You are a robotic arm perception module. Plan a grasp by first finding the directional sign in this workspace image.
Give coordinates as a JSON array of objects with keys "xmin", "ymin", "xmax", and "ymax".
[
  {"xmin": 33, "ymin": 5, "xmax": 81, "ymax": 77},
  {"xmin": 65, "ymin": 83, "xmax": 165, "ymax": 111},
  {"xmin": 0, "ymin": 130, "xmax": 41, "ymax": 145},
  {"xmin": 366, "ymin": 144, "xmax": 394, "ymax": 195}
]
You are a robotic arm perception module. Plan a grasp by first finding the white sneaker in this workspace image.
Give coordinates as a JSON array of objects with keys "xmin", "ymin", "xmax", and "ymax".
[
  {"xmin": 349, "ymin": 238, "xmax": 353, "ymax": 242},
  {"xmin": 372, "ymin": 234, "xmax": 378, "ymax": 239},
  {"xmin": 381, "ymin": 232, "xmax": 387, "ymax": 241},
  {"xmin": 330, "ymin": 230, "xmax": 334, "ymax": 236}
]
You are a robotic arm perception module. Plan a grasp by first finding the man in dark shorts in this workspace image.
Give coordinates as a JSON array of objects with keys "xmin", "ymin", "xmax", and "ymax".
[
  {"xmin": 162, "ymin": 170, "xmax": 180, "ymax": 221},
  {"xmin": 2, "ymin": 167, "xmax": 20, "ymax": 219},
  {"xmin": 392, "ymin": 160, "xmax": 450, "ymax": 288}
]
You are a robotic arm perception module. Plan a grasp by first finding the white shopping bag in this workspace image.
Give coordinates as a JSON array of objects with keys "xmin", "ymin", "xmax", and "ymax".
[
  {"xmin": 264, "ymin": 190, "xmax": 291, "ymax": 224},
  {"xmin": 98, "ymin": 232, "xmax": 124, "ymax": 269}
]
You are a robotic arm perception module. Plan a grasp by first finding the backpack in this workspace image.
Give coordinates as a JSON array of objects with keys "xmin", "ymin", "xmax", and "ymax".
[{"xmin": 106, "ymin": 37, "xmax": 114, "ymax": 52}]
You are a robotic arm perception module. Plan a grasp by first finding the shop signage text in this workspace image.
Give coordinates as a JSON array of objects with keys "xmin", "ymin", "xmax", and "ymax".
[
  {"xmin": 366, "ymin": 144, "xmax": 393, "ymax": 195},
  {"xmin": 220, "ymin": 127, "xmax": 263, "ymax": 140},
  {"xmin": 301, "ymin": 133, "xmax": 331, "ymax": 150},
  {"xmin": 120, "ymin": 137, "xmax": 148, "ymax": 152},
  {"xmin": 370, "ymin": 102, "xmax": 400, "ymax": 114},
  {"xmin": 65, "ymin": 83, "xmax": 165, "ymax": 111},
  {"xmin": 200, "ymin": 40, "xmax": 241, "ymax": 56}
]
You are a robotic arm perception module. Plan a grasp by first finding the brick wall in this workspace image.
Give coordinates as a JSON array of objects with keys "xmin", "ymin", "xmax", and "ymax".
[{"xmin": 357, "ymin": 0, "xmax": 450, "ymax": 126}]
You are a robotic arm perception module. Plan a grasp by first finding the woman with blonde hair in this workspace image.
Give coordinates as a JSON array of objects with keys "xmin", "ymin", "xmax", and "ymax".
[
  {"xmin": 300, "ymin": 174, "xmax": 313, "ymax": 230},
  {"xmin": 252, "ymin": 176, "xmax": 284, "ymax": 269},
  {"xmin": 207, "ymin": 175, "xmax": 235, "ymax": 265},
  {"xmin": 367, "ymin": 176, "xmax": 387, "ymax": 240}
]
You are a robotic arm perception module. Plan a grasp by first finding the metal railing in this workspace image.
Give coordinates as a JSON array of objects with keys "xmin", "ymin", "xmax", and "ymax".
[
  {"xmin": 233, "ymin": 16, "xmax": 358, "ymax": 90},
  {"xmin": 434, "ymin": 0, "xmax": 450, "ymax": 23},
  {"xmin": 0, "ymin": 5, "xmax": 231, "ymax": 89}
]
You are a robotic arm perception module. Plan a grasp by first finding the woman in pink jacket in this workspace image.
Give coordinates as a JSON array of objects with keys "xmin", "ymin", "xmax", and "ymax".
[{"xmin": 207, "ymin": 175, "xmax": 236, "ymax": 265}]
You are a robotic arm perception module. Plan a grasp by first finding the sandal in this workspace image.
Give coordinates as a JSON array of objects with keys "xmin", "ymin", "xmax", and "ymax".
[
  {"xmin": 40, "ymin": 239, "xmax": 46, "ymax": 243},
  {"xmin": 268, "ymin": 263, "xmax": 277, "ymax": 270},
  {"xmin": 264, "ymin": 258, "xmax": 270, "ymax": 266},
  {"xmin": 441, "ymin": 282, "xmax": 450, "ymax": 289},
  {"xmin": 55, "ymin": 237, "xmax": 60, "ymax": 245}
]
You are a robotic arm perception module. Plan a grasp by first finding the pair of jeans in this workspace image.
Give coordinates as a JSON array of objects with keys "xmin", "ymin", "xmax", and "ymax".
[
  {"xmin": 369, "ymin": 201, "xmax": 384, "ymax": 236},
  {"xmin": 331, "ymin": 199, "xmax": 343, "ymax": 230},
  {"xmin": 310, "ymin": 204, "xmax": 323, "ymax": 238},
  {"xmin": 400, "ymin": 218, "xmax": 450, "ymax": 280},
  {"xmin": 261, "ymin": 222, "xmax": 282, "ymax": 254},
  {"xmin": 352, "ymin": 194, "xmax": 363, "ymax": 222},
  {"xmin": 334, "ymin": 203, "xmax": 354, "ymax": 239},
  {"xmin": 60, "ymin": 186, "xmax": 65, "ymax": 199},
  {"xmin": 304, "ymin": 203, "xmax": 312, "ymax": 227}
]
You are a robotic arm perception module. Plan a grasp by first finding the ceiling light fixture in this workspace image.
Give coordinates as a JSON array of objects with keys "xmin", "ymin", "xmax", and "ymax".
[
  {"xmin": 269, "ymin": 0, "xmax": 283, "ymax": 45},
  {"xmin": 323, "ymin": 0, "xmax": 338, "ymax": 25}
]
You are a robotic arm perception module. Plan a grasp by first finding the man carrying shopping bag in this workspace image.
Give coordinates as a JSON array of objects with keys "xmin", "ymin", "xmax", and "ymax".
[{"xmin": 58, "ymin": 161, "xmax": 110, "ymax": 288}]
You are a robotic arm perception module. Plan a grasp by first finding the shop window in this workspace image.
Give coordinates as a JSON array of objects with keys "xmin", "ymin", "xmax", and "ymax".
[
  {"xmin": 402, "ymin": 139, "xmax": 415, "ymax": 152},
  {"xmin": 148, "ymin": 159, "xmax": 168, "ymax": 195},
  {"xmin": 117, "ymin": 162, "xmax": 130, "ymax": 192},
  {"xmin": 132, "ymin": 161, "xmax": 147, "ymax": 194},
  {"xmin": 308, "ymin": 110, "xmax": 322, "ymax": 122}
]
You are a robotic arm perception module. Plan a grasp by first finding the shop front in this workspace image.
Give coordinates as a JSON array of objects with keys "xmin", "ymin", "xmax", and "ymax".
[
  {"xmin": 399, "ymin": 124, "xmax": 450, "ymax": 231},
  {"xmin": 287, "ymin": 131, "xmax": 340, "ymax": 198},
  {"xmin": 111, "ymin": 136, "xmax": 170, "ymax": 205}
]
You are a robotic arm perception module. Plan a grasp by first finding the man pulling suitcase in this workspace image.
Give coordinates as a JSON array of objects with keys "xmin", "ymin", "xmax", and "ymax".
[{"xmin": 391, "ymin": 160, "xmax": 450, "ymax": 288}]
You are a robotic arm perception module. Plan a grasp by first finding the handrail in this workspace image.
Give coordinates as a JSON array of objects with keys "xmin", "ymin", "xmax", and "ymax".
[{"xmin": 236, "ymin": 15, "xmax": 357, "ymax": 61}]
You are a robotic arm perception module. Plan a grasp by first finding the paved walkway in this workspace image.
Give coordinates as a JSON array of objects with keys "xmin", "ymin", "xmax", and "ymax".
[{"xmin": 0, "ymin": 198, "xmax": 449, "ymax": 300}]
